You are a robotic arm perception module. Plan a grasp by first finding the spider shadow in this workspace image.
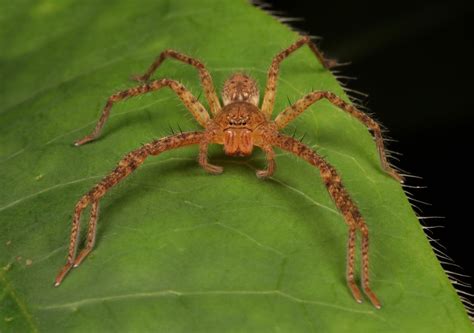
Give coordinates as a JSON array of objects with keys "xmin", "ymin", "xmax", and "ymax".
[
  {"xmin": 257, "ymin": 171, "xmax": 345, "ymax": 281},
  {"xmin": 85, "ymin": 158, "xmax": 199, "ymax": 250},
  {"xmin": 214, "ymin": 152, "xmax": 345, "ymax": 276},
  {"xmin": 83, "ymin": 152, "xmax": 344, "ymax": 283}
]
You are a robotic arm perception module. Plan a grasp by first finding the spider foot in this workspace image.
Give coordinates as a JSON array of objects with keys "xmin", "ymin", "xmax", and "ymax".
[
  {"xmin": 323, "ymin": 58, "xmax": 340, "ymax": 69},
  {"xmin": 74, "ymin": 135, "xmax": 95, "ymax": 147},
  {"xmin": 256, "ymin": 168, "xmax": 273, "ymax": 179},
  {"xmin": 73, "ymin": 248, "xmax": 92, "ymax": 268},
  {"xmin": 386, "ymin": 167, "xmax": 405, "ymax": 183},
  {"xmin": 203, "ymin": 163, "xmax": 223, "ymax": 175},
  {"xmin": 364, "ymin": 286, "xmax": 381, "ymax": 309},
  {"xmin": 347, "ymin": 280, "xmax": 363, "ymax": 304},
  {"xmin": 54, "ymin": 262, "xmax": 73, "ymax": 287}
]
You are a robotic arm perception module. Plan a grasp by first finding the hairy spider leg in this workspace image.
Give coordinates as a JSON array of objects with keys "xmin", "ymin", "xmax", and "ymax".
[
  {"xmin": 198, "ymin": 141, "xmax": 224, "ymax": 175},
  {"xmin": 347, "ymin": 226, "xmax": 362, "ymax": 302},
  {"xmin": 255, "ymin": 145, "xmax": 276, "ymax": 178},
  {"xmin": 274, "ymin": 91, "xmax": 403, "ymax": 182},
  {"xmin": 74, "ymin": 79, "xmax": 210, "ymax": 146},
  {"xmin": 55, "ymin": 132, "xmax": 205, "ymax": 286},
  {"xmin": 132, "ymin": 49, "xmax": 221, "ymax": 115},
  {"xmin": 198, "ymin": 142, "xmax": 275, "ymax": 179},
  {"xmin": 271, "ymin": 133, "xmax": 381, "ymax": 308},
  {"xmin": 261, "ymin": 36, "xmax": 336, "ymax": 118},
  {"xmin": 72, "ymin": 201, "xmax": 99, "ymax": 268}
]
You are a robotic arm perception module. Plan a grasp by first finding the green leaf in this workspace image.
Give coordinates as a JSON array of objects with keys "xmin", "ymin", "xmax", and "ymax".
[{"xmin": 0, "ymin": 0, "xmax": 471, "ymax": 332}]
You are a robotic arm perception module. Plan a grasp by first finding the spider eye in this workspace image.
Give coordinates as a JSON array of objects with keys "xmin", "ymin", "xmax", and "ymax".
[{"xmin": 228, "ymin": 117, "xmax": 248, "ymax": 126}]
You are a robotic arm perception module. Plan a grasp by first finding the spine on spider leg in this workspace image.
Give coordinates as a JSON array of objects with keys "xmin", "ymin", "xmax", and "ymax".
[
  {"xmin": 133, "ymin": 49, "xmax": 221, "ymax": 115},
  {"xmin": 319, "ymin": 91, "xmax": 401, "ymax": 182},
  {"xmin": 275, "ymin": 134, "xmax": 360, "ymax": 219},
  {"xmin": 76, "ymin": 83, "xmax": 160, "ymax": 146},
  {"xmin": 275, "ymin": 90, "xmax": 402, "ymax": 182},
  {"xmin": 75, "ymin": 79, "xmax": 209, "ymax": 146},
  {"xmin": 271, "ymin": 133, "xmax": 381, "ymax": 308},
  {"xmin": 85, "ymin": 132, "xmax": 204, "ymax": 201},
  {"xmin": 55, "ymin": 131, "xmax": 204, "ymax": 286}
]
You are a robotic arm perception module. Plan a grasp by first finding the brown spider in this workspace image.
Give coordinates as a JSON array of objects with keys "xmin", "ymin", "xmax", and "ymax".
[{"xmin": 54, "ymin": 36, "xmax": 402, "ymax": 309}]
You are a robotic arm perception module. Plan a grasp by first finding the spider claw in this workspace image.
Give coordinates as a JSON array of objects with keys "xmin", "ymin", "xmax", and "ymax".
[
  {"xmin": 74, "ymin": 135, "xmax": 94, "ymax": 147},
  {"xmin": 73, "ymin": 249, "xmax": 92, "ymax": 268},
  {"xmin": 325, "ymin": 59, "xmax": 349, "ymax": 69},
  {"xmin": 203, "ymin": 164, "xmax": 224, "ymax": 175},
  {"xmin": 256, "ymin": 169, "xmax": 272, "ymax": 179},
  {"xmin": 388, "ymin": 168, "xmax": 405, "ymax": 183},
  {"xmin": 364, "ymin": 286, "xmax": 382, "ymax": 309},
  {"xmin": 348, "ymin": 280, "xmax": 363, "ymax": 304},
  {"xmin": 54, "ymin": 262, "xmax": 73, "ymax": 287},
  {"xmin": 324, "ymin": 58, "xmax": 339, "ymax": 69}
]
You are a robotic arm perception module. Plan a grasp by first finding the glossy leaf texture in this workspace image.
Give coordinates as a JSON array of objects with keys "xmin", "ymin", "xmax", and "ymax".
[{"xmin": 0, "ymin": 0, "xmax": 471, "ymax": 332}]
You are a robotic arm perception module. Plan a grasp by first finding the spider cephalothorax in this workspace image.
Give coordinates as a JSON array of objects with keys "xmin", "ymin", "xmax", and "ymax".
[
  {"xmin": 56, "ymin": 36, "xmax": 403, "ymax": 309},
  {"xmin": 211, "ymin": 101, "xmax": 268, "ymax": 157}
]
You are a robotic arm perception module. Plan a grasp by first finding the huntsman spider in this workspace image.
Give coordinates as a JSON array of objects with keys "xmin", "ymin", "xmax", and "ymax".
[{"xmin": 55, "ymin": 36, "xmax": 403, "ymax": 309}]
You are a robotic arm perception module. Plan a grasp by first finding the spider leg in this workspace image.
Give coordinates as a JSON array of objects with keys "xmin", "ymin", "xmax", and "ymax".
[
  {"xmin": 55, "ymin": 131, "xmax": 205, "ymax": 286},
  {"xmin": 54, "ymin": 196, "xmax": 90, "ymax": 285},
  {"xmin": 261, "ymin": 36, "xmax": 335, "ymax": 118},
  {"xmin": 73, "ymin": 201, "xmax": 99, "ymax": 267},
  {"xmin": 255, "ymin": 145, "xmax": 275, "ymax": 178},
  {"xmin": 274, "ymin": 91, "xmax": 403, "ymax": 182},
  {"xmin": 347, "ymin": 225, "xmax": 363, "ymax": 303},
  {"xmin": 199, "ymin": 141, "xmax": 223, "ymax": 174},
  {"xmin": 132, "ymin": 49, "xmax": 221, "ymax": 115},
  {"xmin": 75, "ymin": 79, "xmax": 210, "ymax": 146},
  {"xmin": 271, "ymin": 133, "xmax": 381, "ymax": 309},
  {"xmin": 360, "ymin": 223, "xmax": 380, "ymax": 308}
]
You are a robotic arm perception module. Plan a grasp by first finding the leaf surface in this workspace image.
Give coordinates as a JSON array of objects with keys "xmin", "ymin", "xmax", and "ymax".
[{"xmin": 0, "ymin": 0, "xmax": 471, "ymax": 332}]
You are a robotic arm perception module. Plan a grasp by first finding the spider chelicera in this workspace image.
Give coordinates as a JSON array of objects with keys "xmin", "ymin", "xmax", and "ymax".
[{"xmin": 54, "ymin": 36, "xmax": 403, "ymax": 309}]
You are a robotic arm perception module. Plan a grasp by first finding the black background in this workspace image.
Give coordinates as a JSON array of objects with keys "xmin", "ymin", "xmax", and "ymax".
[{"xmin": 263, "ymin": 0, "xmax": 474, "ymax": 304}]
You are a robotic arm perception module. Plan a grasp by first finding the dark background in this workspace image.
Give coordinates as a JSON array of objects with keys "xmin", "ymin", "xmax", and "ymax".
[{"xmin": 264, "ymin": 0, "xmax": 474, "ymax": 305}]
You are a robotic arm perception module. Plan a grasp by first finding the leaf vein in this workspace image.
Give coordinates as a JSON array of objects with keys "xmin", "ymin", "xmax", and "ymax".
[
  {"xmin": 0, "ymin": 269, "xmax": 39, "ymax": 332},
  {"xmin": 0, "ymin": 157, "xmax": 195, "ymax": 212},
  {"xmin": 37, "ymin": 289, "xmax": 377, "ymax": 316},
  {"xmin": 217, "ymin": 222, "xmax": 285, "ymax": 257}
]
